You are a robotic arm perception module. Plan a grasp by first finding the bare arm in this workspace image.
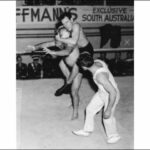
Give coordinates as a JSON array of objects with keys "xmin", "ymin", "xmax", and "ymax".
[
  {"xmin": 35, "ymin": 41, "xmax": 56, "ymax": 50},
  {"xmin": 66, "ymin": 64, "xmax": 79, "ymax": 84},
  {"xmin": 26, "ymin": 40, "xmax": 56, "ymax": 52},
  {"xmin": 43, "ymin": 47, "xmax": 72, "ymax": 56},
  {"xmin": 56, "ymin": 24, "xmax": 80, "ymax": 45},
  {"xmin": 96, "ymin": 72, "xmax": 117, "ymax": 119},
  {"xmin": 52, "ymin": 49, "xmax": 72, "ymax": 56}
]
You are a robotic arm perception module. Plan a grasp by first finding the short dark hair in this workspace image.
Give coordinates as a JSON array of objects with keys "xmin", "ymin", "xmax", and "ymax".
[
  {"xmin": 55, "ymin": 21, "xmax": 63, "ymax": 30},
  {"xmin": 55, "ymin": 21, "xmax": 63, "ymax": 35},
  {"xmin": 58, "ymin": 12, "xmax": 72, "ymax": 22},
  {"xmin": 77, "ymin": 53, "xmax": 94, "ymax": 68},
  {"xmin": 56, "ymin": 26, "xmax": 66, "ymax": 35}
]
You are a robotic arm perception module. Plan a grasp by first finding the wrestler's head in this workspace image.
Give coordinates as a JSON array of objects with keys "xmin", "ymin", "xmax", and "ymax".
[
  {"xmin": 77, "ymin": 53, "xmax": 94, "ymax": 70},
  {"xmin": 58, "ymin": 12, "xmax": 73, "ymax": 31},
  {"xmin": 53, "ymin": 25, "xmax": 70, "ymax": 49},
  {"xmin": 57, "ymin": 26, "xmax": 70, "ymax": 39},
  {"xmin": 55, "ymin": 24, "xmax": 71, "ymax": 48}
]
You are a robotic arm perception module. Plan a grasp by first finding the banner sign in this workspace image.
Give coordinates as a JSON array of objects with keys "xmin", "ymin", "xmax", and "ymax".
[{"xmin": 16, "ymin": 6, "xmax": 134, "ymax": 24}]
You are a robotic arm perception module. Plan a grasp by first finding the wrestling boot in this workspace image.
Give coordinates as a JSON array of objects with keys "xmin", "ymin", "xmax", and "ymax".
[{"xmin": 55, "ymin": 83, "xmax": 72, "ymax": 96}]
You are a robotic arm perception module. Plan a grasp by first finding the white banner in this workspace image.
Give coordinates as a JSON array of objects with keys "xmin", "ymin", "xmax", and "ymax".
[{"xmin": 16, "ymin": 6, "xmax": 134, "ymax": 24}]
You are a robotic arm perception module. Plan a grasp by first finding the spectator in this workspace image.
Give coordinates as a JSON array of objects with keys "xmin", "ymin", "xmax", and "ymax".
[
  {"xmin": 16, "ymin": 55, "xmax": 27, "ymax": 79},
  {"xmin": 28, "ymin": 55, "xmax": 42, "ymax": 79}
]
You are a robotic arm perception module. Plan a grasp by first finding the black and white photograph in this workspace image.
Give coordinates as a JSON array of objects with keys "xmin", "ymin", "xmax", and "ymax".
[{"xmin": 16, "ymin": 0, "xmax": 134, "ymax": 149}]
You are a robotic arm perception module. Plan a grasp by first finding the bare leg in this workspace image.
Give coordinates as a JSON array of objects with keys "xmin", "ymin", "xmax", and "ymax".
[
  {"xmin": 55, "ymin": 60, "xmax": 71, "ymax": 96},
  {"xmin": 71, "ymin": 73, "xmax": 82, "ymax": 120},
  {"xmin": 56, "ymin": 60, "xmax": 80, "ymax": 96},
  {"xmin": 59, "ymin": 60, "xmax": 70, "ymax": 79},
  {"xmin": 67, "ymin": 64, "xmax": 79, "ymax": 84}
]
